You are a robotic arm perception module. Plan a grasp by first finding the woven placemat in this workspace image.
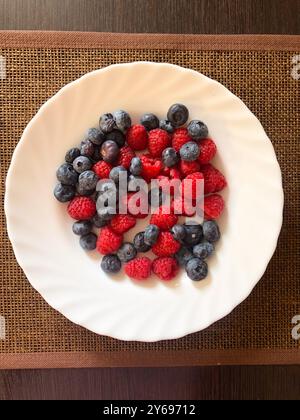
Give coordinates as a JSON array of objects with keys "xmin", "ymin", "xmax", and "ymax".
[{"xmin": 0, "ymin": 32, "xmax": 299, "ymax": 368}]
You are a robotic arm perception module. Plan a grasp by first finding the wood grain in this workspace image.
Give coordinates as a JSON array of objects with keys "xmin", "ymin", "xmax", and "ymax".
[{"xmin": 0, "ymin": 0, "xmax": 299, "ymax": 400}]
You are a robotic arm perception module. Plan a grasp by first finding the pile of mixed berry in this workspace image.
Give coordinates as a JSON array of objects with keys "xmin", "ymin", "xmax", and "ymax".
[{"xmin": 54, "ymin": 104, "xmax": 227, "ymax": 282}]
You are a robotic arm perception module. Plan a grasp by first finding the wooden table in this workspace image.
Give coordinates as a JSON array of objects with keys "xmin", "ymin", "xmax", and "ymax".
[{"xmin": 0, "ymin": 0, "xmax": 299, "ymax": 400}]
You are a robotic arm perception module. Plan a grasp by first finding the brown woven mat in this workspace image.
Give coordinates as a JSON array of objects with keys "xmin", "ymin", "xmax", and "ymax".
[{"xmin": 0, "ymin": 32, "xmax": 299, "ymax": 368}]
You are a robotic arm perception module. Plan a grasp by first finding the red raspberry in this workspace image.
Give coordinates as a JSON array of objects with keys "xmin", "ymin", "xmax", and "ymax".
[
  {"xmin": 67, "ymin": 197, "xmax": 96, "ymax": 220},
  {"xmin": 126, "ymin": 124, "xmax": 148, "ymax": 151},
  {"xmin": 116, "ymin": 145, "xmax": 135, "ymax": 169},
  {"xmin": 148, "ymin": 129, "xmax": 171, "ymax": 158},
  {"xmin": 172, "ymin": 128, "xmax": 192, "ymax": 152},
  {"xmin": 125, "ymin": 257, "xmax": 152, "ymax": 280},
  {"xmin": 179, "ymin": 160, "xmax": 201, "ymax": 177},
  {"xmin": 150, "ymin": 205, "xmax": 178, "ymax": 230},
  {"xmin": 152, "ymin": 257, "xmax": 179, "ymax": 281},
  {"xmin": 97, "ymin": 226, "xmax": 123, "ymax": 255},
  {"xmin": 92, "ymin": 161, "xmax": 112, "ymax": 179},
  {"xmin": 121, "ymin": 192, "xmax": 148, "ymax": 219},
  {"xmin": 198, "ymin": 138, "xmax": 217, "ymax": 164},
  {"xmin": 110, "ymin": 214, "xmax": 136, "ymax": 234},
  {"xmin": 204, "ymin": 194, "xmax": 225, "ymax": 220},
  {"xmin": 182, "ymin": 172, "xmax": 204, "ymax": 200},
  {"xmin": 152, "ymin": 232, "xmax": 180, "ymax": 257},
  {"xmin": 140, "ymin": 154, "xmax": 163, "ymax": 183},
  {"xmin": 155, "ymin": 175, "xmax": 181, "ymax": 196},
  {"xmin": 201, "ymin": 164, "xmax": 227, "ymax": 194},
  {"xmin": 162, "ymin": 166, "xmax": 182, "ymax": 180},
  {"xmin": 172, "ymin": 196, "xmax": 196, "ymax": 216}
]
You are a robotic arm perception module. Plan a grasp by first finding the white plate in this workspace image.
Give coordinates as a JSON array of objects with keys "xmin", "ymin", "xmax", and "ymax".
[{"xmin": 5, "ymin": 62, "xmax": 283, "ymax": 342}]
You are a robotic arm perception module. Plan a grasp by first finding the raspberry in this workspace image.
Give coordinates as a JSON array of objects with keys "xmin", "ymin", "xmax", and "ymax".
[
  {"xmin": 179, "ymin": 160, "xmax": 201, "ymax": 177},
  {"xmin": 140, "ymin": 154, "xmax": 163, "ymax": 183},
  {"xmin": 204, "ymin": 194, "xmax": 225, "ymax": 220},
  {"xmin": 172, "ymin": 128, "xmax": 192, "ymax": 152},
  {"xmin": 121, "ymin": 192, "xmax": 148, "ymax": 219},
  {"xmin": 125, "ymin": 257, "xmax": 152, "ymax": 280},
  {"xmin": 126, "ymin": 124, "xmax": 148, "ymax": 151},
  {"xmin": 152, "ymin": 257, "xmax": 179, "ymax": 281},
  {"xmin": 110, "ymin": 214, "xmax": 136, "ymax": 234},
  {"xmin": 172, "ymin": 196, "xmax": 196, "ymax": 216},
  {"xmin": 97, "ymin": 226, "xmax": 123, "ymax": 255},
  {"xmin": 152, "ymin": 232, "xmax": 180, "ymax": 257},
  {"xmin": 67, "ymin": 196, "xmax": 96, "ymax": 220},
  {"xmin": 148, "ymin": 129, "xmax": 171, "ymax": 158},
  {"xmin": 201, "ymin": 164, "xmax": 227, "ymax": 194},
  {"xmin": 150, "ymin": 205, "xmax": 178, "ymax": 230},
  {"xmin": 198, "ymin": 138, "xmax": 217, "ymax": 164},
  {"xmin": 182, "ymin": 172, "xmax": 204, "ymax": 200},
  {"xmin": 92, "ymin": 161, "xmax": 112, "ymax": 179},
  {"xmin": 162, "ymin": 166, "xmax": 182, "ymax": 180},
  {"xmin": 116, "ymin": 145, "xmax": 136, "ymax": 169}
]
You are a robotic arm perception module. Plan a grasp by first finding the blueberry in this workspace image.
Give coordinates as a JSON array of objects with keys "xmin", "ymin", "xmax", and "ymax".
[
  {"xmin": 202, "ymin": 221, "xmax": 220, "ymax": 242},
  {"xmin": 78, "ymin": 170, "xmax": 99, "ymax": 191},
  {"xmin": 96, "ymin": 206, "xmax": 115, "ymax": 221},
  {"xmin": 148, "ymin": 188, "xmax": 166, "ymax": 208},
  {"xmin": 106, "ymin": 129, "xmax": 125, "ymax": 148},
  {"xmin": 92, "ymin": 213, "xmax": 108, "ymax": 228},
  {"xmin": 185, "ymin": 258, "xmax": 208, "ymax": 281},
  {"xmin": 76, "ymin": 184, "xmax": 95, "ymax": 196},
  {"xmin": 113, "ymin": 110, "xmax": 131, "ymax": 133},
  {"xmin": 129, "ymin": 157, "xmax": 142, "ymax": 176},
  {"xmin": 128, "ymin": 175, "xmax": 144, "ymax": 192},
  {"xmin": 72, "ymin": 220, "xmax": 93, "ymax": 236},
  {"xmin": 159, "ymin": 119, "xmax": 175, "ymax": 133},
  {"xmin": 175, "ymin": 246, "xmax": 194, "ymax": 266},
  {"xmin": 187, "ymin": 120, "xmax": 208, "ymax": 140},
  {"xmin": 73, "ymin": 156, "xmax": 92, "ymax": 173},
  {"xmin": 56, "ymin": 163, "xmax": 78, "ymax": 186},
  {"xmin": 109, "ymin": 166, "xmax": 127, "ymax": 184},
  {"xmin": 86, "ymin": 127, "xmax": 106, "ymax": 146},
  {"xmin": 100, "ymin": 140, "xmax": 119, "ymax": 163},
  {"xmin": 101, "ymin": 254, "xmax": 122, "ymax": 274},
  {"xmin": 193, "ymin": 241, "xmax": 214, "ymax": 259},
  {"xmin": 144, "ymin": 224, "xmax": 160, "ymax": 246},
  {"xmin": 91, "ymin": 146, "xmax": 102, "ymax": 163},
  {"xmin": 96, "ymin": 180, "xmax": 118, "ymax": 207},
  {"xmin": 184, "ymin": 223, "xmax": 203, "ymax": 246},
  {"xmin": 99, "ymin": 113, "xmax": 116, "ymax": 133},
  {"xmin": 167, "ymin": 104, "xmax": 189, "ymax": 127},
  {"xmin": 117, "ymin": 242, "xmax": 137, "ymax": 262},
  {"xmin": 79, "ymin": 233, "xmax": 97, "ymax": 251},
  {"xmin": 171, "ymin": 224, "xmax": 187, "ymax": 243},
  {"xmin": 133, "ymin": 232, "xmax": 151, "ymax": 253},
  {"xmin": 65, "ymin": 147, "xmax": 80, "ymax": 163},
  {"xmin": 54, "ymin": 183, "xmax": 76, "ymax": 202},
  {"xmin": 162, "ymin": 147, "xmax": 178, "ymax": 167},
  {"xmin": 97, "ymin": 179, "xmax": 116, "ymax": 194},
  {"xmin": 80, "ymin": 139, "xmax": 95, "ymax": 158},
  {"xmin": 140, "ymin": 113, "xmax": 159, "ymax": 131},
  {"xmin": 180, "ymin": 141, "xmax": 200, "ymax": 161}
]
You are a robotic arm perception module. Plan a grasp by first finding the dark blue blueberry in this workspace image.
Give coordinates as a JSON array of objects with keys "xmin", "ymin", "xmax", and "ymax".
[
  {"xmin": 133, "ymin": 232, "xmax": 151, "ymax": 253},
  {"xmin": 179, "ymin": 141, "xmax": 200, "ymax": 161},
  {"xmin": 128, "ymin": 175, "xmax": 144, "ymax": 192},
  {"xmin": 129, "ymin": 157, "xmax": 142, "ymax": 176},
  {"xmin": 101, "ymin": 254, "xmax": 122, "ymax": 274},
  {"xmin": 202, "ymin": 221, "xmax": 220, "ymax": 243},
  {"xmin": 106, "ymin": 129, "xmax": 126, "ymax": 147},
  {"xmin": 113, "ymin": 110, "xmax": 132, "ymax": 133},
  {"xmin": 144, "ymin": 224, "xmax": 160, "ymax": 246},
  {"xmin": 80, "ymin": 139, "xmax": 95, "ymax": 158},
  {"xmin": 78, "ymin": 170, "xmax": 99, "ymax": 191},
  {"xmin": 162, "ymin": 147, "xmax": 178, "ymax": 167},
  {"xmin": 72, "ymin": 220, "xmax": 93, "ymax": 236},
  {"xmin": 92, "ymin": 146, "xmax": 102, "ymax": 163},
  {"xmin": 96, "ymin": 206, "xmax": 115, "ymax": 221},
  {"xmin": 86, "ymin": 127, "xmax": 106, "ymax": 146},
  {"xmin": 159, "ymin": 119, "xmax": 175, "ymax": 133},
  {"xmin": 73, "ymin": 156, "xmax": 92, "ymax": 173},
  {"xmin": 171, "ymin": 224, "xmax": 187, "ymax": 243},
  {"xmin": 65, "ymin": 147, "xmax": 80, "ymax": 164},
  {"xmin": 92, "ymin": 213, "xmax": 108, "ymax": 228},
  {"xmin": 99, "ymin": 113, "xmax": 116, "ymax": 133},
  {"xmin": 175, "ymin": 246, "xmax": 194, "ymax": 266},
  {"xmin": 79, "ymin": 233, "xmax": 97, "ymax": 251},
  {"xmin": 184, "ymin": 223, "xmax": 203, "ymax": 246},
  {"xmin": 53, "ymin": 183, "xmax": 76, "ymax": 202},
  {"xmin": 76, "ymin": 184, "xmax": 95, "ymax": 196},
  {"xmin": 187, "ymin": 120, "xmax": 208, "ymax": 140},
  {"xmin": 193, "ymin": 241, "xmax": 214, "ymax": 259},
  {"xmin": 140, "ymin": 113, "xmax": 159, "ymax": 131},
  {"xmin": 185, "ymin": 257, "xmax": 208, "ymax": 281},
  {"xmin": 117, "ymin": 242, "xmax": 137, "ymax": 262},
  {"xmin": 100, "ymin": 140, "xmax": 119, "ymax": 163},
  {"xmin": 167, "ymin": 103, "xmax": 189, "ymax": 127},
  {"xmin": 109, "ymin": 166, "xmax": 127, "ymax": 184},
  {"xmin": 56, "ymin": 163, "xmax": 78, "ymax": 186}
]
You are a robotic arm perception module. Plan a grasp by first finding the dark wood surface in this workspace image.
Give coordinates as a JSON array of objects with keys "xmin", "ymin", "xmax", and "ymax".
[{"xmin": 0, "ymin": 0, "xmax": 299, "ymax": 400}]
